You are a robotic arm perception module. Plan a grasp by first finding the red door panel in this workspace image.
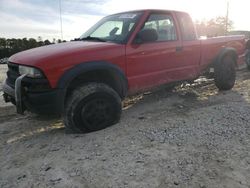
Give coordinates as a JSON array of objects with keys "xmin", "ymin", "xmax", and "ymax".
[{"xmin": 126, "ymin": 41, "xmax": 182, "ymax": 92}]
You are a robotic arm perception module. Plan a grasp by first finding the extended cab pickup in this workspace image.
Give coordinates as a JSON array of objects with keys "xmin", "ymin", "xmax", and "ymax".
[{"xmin": 2, "ymin": 9, "xmax": 246, "ymax": 133}]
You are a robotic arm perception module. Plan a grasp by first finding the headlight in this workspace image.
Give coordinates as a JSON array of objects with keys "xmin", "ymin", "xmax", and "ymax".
[{"xmin": 19, "ymin": 65, "xmax": 43, "ymax": 78}]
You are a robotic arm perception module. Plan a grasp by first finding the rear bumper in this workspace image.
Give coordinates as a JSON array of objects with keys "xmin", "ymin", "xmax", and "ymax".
[{"xmin": 2, "ymin": 76, "xmax": 63, "ymax": 115}]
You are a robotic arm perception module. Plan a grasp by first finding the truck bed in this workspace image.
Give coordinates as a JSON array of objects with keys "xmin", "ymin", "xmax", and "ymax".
[{"xmin": 200, "ymin": 35, "xmax": 246, "ymax": 71}]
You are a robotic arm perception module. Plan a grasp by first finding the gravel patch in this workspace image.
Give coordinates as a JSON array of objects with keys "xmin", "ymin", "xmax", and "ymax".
[{"xmin": 0, "ymin": 67, "xmax": 250, "ymax": 188}]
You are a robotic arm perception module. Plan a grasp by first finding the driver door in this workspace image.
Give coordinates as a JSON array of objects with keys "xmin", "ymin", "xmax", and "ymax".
[{"xmin": 126, "ymin": 13, "xmax": 183, "ymax": 92}]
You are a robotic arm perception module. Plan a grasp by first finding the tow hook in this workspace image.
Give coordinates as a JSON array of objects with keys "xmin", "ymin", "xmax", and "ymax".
[{"xmin": 15, "ymin": 74, "xmax": 27, "ymax": 115}]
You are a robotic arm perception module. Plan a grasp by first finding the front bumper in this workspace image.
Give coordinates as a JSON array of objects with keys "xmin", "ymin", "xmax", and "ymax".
[{"xmin": 2, "ymin": 75, "xmax": 63, "ymax": 115}]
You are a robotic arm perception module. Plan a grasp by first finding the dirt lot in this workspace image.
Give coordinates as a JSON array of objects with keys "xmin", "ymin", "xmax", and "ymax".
[{"xmin": 0, "ymin": 64, "xmax": 250, "ymax": 188}]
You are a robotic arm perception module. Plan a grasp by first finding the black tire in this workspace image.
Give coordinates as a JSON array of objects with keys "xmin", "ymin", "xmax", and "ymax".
[
  {"xmin": 63, "ymin": 83, "xmax": 122, "ymax": 133},
  {"xmin": 246, "ymin": 51, "xmax": 250, "ymax": 70},
  {"xmin": 214, "ymin": 55, "xmax": 236, "ymax": 90},
  {"xmin": 165, "ymin": 83, "xmax": 176, "ymax": 91}
]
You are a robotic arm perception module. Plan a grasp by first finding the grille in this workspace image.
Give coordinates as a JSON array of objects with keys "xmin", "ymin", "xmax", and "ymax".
[{"xmin": 6, "ymin": 62, "xmax": 20, "ymax": 88}]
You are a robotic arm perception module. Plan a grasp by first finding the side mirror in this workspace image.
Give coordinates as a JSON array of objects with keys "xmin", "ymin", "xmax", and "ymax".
[{"xmin": 135, "ymin": 29, "xmax": 158, "ymax": 43}]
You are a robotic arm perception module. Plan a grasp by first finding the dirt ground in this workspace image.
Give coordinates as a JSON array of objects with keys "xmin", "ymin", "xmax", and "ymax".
[{"xmin": 0, "ymin": 64, "xmax": 250, "ymax": 188}]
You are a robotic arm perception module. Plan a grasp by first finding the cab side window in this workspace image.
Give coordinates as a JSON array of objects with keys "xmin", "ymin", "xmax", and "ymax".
[
  {"xmin": 143, "ymin": 14, "xmax": 177, "ymax": 42},
  {"xmin": 177, "ymin": 13, "xmax": 197, "ymax": 41}
]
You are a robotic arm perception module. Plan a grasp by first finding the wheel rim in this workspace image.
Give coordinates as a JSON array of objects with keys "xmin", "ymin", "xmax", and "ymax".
[{"xmin": 80, "ymin": 98, "xmax": 113, "ymax": 129}]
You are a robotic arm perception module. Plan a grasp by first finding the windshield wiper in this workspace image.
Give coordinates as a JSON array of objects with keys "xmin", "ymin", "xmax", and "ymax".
[{"xmin": 79, "ymin": 36, "xmax": 107, "ymax": 42}]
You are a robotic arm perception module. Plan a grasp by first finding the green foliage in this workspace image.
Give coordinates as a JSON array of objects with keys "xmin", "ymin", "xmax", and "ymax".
[
  {"xmin": 195, "ymin": 16, "xmax": 233, "ymax": 37},
  {"xmin": 0, "ymin": 37, "xmax": 65, "ymax": 59}
]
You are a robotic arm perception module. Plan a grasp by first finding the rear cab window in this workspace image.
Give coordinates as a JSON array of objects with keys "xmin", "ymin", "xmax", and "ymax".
[{"xmin": 177, "ymin": 12, "xmax": 197, "ymax": 41}]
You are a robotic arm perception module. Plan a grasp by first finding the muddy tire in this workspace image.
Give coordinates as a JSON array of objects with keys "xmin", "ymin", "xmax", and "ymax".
[
  {"xmin": 165, "ymin": 83, "xmax": 176, "ymax": 91},
  {"xmin": 214, "ymin": 55, "xmax": 236, "ymax": 90},
  {"xmin": 63, "ymin": 83, "xmax": 122, "ymax": 133},
  {"xmin": 246, "ymin": 51, "xmax": 250, "ymax": 70}
]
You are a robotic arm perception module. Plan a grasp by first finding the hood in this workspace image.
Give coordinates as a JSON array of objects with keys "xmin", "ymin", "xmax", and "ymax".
[{"xmin": 9, "ymin": 41, "xmax": 123, "ymax": 67}]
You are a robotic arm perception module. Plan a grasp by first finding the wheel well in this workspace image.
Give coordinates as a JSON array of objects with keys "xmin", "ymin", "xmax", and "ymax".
[{"xmin": 65, "ymin": 69, "xmax": 125, "ymax": 101}]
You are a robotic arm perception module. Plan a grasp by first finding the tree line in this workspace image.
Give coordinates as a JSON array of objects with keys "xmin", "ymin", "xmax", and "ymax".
[
  {"xmin": 0, "ymin": 37, "xmax": 66, "ymax": 59},
  {"xmin": 195, "ymin": 16, "xmax": 233, "ymax": 37}
]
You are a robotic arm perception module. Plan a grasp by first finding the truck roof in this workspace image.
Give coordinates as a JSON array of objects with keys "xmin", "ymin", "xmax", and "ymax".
[{"xmin": 111, "ymin": 9, "xmax": 188, "ymax": 15}]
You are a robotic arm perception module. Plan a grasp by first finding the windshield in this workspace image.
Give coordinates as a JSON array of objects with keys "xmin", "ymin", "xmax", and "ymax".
[{"xmin": 80, "ymin": 12, "xmax": 142, "ymax": 43}]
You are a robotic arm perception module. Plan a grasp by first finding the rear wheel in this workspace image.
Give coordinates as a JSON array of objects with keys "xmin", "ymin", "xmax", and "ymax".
[
  {"xmin": 64, "ymin": 83, "xmax": 122, "ymax": 133},
  {"xmin": 214, "ymin": 55, "xmax": 236, "ymax": 90}
]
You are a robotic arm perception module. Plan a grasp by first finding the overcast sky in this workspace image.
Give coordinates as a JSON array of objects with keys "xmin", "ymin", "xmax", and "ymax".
[{"xmin": 0, "ymin": 0, "xmax": 249, "ymax": 41}]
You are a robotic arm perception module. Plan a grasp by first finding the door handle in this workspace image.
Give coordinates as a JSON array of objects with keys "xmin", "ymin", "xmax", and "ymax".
[{"xmin": 176, "ymin": 46, "xmax": 183, "ymax": 52}]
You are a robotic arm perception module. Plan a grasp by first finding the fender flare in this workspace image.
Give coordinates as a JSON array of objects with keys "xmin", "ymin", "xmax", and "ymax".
[{"xmin": 57, "ymin": 61, "xmax": 128, "ymax": 99}]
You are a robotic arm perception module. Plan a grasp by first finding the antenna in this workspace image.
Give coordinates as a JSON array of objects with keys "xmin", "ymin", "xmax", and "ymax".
[
  {"xmin": 225, "ymin": 1, "xmax": 229, "ymax": 34},
  {"xmin": 59, "ymin": 0, "xmax": 63, "ymax": 40}
]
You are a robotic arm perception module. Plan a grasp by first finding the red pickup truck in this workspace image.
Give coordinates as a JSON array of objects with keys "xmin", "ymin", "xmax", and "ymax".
[{"xmin": 2, "ymin": 9, "xmax": 246, "ymax": 133}]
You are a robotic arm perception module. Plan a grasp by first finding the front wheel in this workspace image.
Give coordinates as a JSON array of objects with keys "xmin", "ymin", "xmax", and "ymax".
[
  {"xmin": 214, "ymin": 55, "xmax": 236, "ymax": 90},
  {"xmin": 64, "ymin": 83, "xmax": 122, "ymax": 133}
]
